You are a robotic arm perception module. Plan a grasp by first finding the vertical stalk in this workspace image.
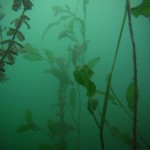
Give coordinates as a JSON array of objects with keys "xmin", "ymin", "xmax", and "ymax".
[
  {"xmin": 99, "ymin": 3, "xmax": 127, "ymax": 150},
  {"xmin": 126, "ymin": 0, "xmax": 138, "ymax": 150}
]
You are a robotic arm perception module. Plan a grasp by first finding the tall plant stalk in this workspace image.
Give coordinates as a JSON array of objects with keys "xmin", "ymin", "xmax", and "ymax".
[
  {"xmin": 99, "ymin": 4, "xmax": 127, "ymax": 150},
  {"xmin": 126, "ymin": 0, "xmax": 138, "ymax": 150}
]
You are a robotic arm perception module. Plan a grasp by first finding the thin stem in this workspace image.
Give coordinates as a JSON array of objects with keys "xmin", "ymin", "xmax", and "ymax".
[
  {"xmin": 110, "ymin": 87, "xmax": 133, "ymax": 119},
  {"xmin": 99, "ymin": 4, "xmax": 127, "ymax": 150},
  {"xmin": 126, "ymin": 0, "xmax": 138, "ymax": 150}
]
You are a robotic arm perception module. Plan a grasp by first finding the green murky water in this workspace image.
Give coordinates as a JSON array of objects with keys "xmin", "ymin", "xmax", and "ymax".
[{"xmin": 0, "ymin": 0, "xmax": 150, "ymax": 150}]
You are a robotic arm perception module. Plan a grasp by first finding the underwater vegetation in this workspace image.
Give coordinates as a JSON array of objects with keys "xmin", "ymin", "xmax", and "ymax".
[
  {"xmin": 0, "ymin": 0, "xmax": 150, "ymax": 150},
  {"xmin": 0, "ymin": 0, "xmax": 33, "ymax": 82}
]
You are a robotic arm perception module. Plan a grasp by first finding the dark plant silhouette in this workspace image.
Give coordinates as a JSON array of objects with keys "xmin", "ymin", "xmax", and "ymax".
[
  {"xmin": 11, "ymin": 0, "xmax": 150, "ymax": 150},
  {"xmin": 0, "ymin": 0, "xmax": 33, "ymax": 82}
]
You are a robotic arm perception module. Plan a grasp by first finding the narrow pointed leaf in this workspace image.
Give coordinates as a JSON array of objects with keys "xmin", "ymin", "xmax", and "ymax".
[{"xmin": 126, "ymin": 82, "xmax": 139, "ymax": 111}]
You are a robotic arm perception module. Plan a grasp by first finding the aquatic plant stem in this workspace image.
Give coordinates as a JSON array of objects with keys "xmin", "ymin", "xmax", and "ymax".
[
  {"xmin": 99, "ymin": 4, "xmax": 127, "ymax": 150},
  {"xmin": 126, "ymin": 0, "xmax": 138, "ymax": 150}
]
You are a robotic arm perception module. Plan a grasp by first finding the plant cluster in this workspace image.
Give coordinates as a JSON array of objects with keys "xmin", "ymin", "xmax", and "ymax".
[
  {"xmin": 0, "ymin": 0, "xmax": 33, "ymax": 82},
  {"xmin": 1, "ymin": 0, "xmax": 150, "ymax": 150}
]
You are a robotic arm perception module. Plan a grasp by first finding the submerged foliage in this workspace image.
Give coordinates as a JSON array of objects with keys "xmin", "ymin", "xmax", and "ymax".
[
  {"xmin": 131, "ymin": 0, "xmax": 150, "ymax": 17},
  {"xmin": 17, "ymin": 108, "xmax": 40, "ymax": 133},
  {"xmin": 126, "ymin": 81, "xmax": 139, "ymax": 112},
  {"xmin": 0, "ymin": 1, "xmax": 32, "ymax": 83},
  {"xmin": 73, "ymin": 64, "xmax": 96, "ymax": 97},
  {"xmin": 22, "ymin": 43, "xmax": 43, "ymax": 61}
]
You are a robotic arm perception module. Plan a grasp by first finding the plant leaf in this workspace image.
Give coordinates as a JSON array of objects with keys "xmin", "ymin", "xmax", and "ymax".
[
  {"xmin": 0, "ymin": 40, "xmax": 11, "ymax": 44},
  {"xmin": 23, "ymin": 43, "xmax": 43, "ymax": 61},
  {"xmin": 43, "ymin": 49, "xmax": 54, "ymax": 62},
  {"xmin": 58, "ymin": 29, "xmax": 74, "ymax": 41},
  {"xmin": 126, "ymin": 82, "xmax": 139, "ymax": 111},
  {"xmin": 88, "ymin": 98, "xmax": 98, "ymax": 113},
  {"xmin": 73, "ymin": 65, "xmax": 96, "ymax": 97},
  {"xmin": 7, "ymin": 28, "xmax": 15, "ymax": 36},
  {"xmin": 88, "ymin": 57, "xmax": 100, "ymax": 68},
  {"xmin": 17, "ymin": 122, "xmax": 39, "ymax": 134},
  {"xmin": 22, "ymin": 15, "xmax": 30, "ymax": 21},
  {"xmin": 48, "ymin": 68, "xmax": 72, "ymax": 85},
  {"xmin": 16, "ymin": 31, "xmax": 25, "ymax": 41},
  {"xmin": 17, "ymin": 124, "xmax": 32, "ymax": 133},
  {"xmin": 42, "ymin": 15, "xmax": 71, "ymax": 40},
  {"xmin": 131, "ymin": 0, "xmax": 150, "ymax": 17},
  {"xmin": 72, "ymin": 44, "xmax": 82, "ymax": 66},
  {"xmin": 23, "ymin": 20, "xmax": 30, "ymax": 29}
]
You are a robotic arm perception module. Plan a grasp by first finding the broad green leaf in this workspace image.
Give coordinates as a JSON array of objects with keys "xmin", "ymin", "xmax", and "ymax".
[
  {"xmin": 69, "ymin": 87, "xmax": 76, "ymax": 109},
  {"xmin": 87, "ymin": 80, "xmax": 96, "ymax": 97},
  {"xmin": 73, "ymin": 65, "xmax": 92, "ymax": 87},
  {"xmin": 126, "ymin": 82, "xmax": 139, "ymax": 111},
  {"xmin": 73, "ymin": 65, "xmax": 96, "ymax": 97},
  {"xmin": 131, "ymin": 0, "xmax": 150, "ymax": 17},
  {"xmin": 88, "ymin": 57, "xmax": 100, "ymax": 68},
  {"xmin": 25, "ymin": 108, "xmax": 33, "ymax": 123}
]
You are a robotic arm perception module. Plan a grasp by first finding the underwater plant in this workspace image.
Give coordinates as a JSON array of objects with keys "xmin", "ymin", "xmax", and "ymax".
[
  {"xmin": 0, "ymin": 0, "xmax": 33, "ymax": 83},
  {"xmin": 17, "ymin": 45, "xmax": 76, "ymax": 150},
  {"xmin": 16, "ymin": 0, "xmax": 150, "ymax": 150}
]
